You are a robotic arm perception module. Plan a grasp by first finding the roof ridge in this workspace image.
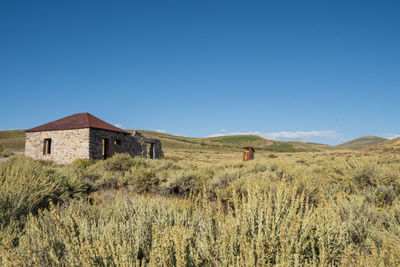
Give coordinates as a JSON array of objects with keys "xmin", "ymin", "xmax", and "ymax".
[{"xmin": 26, "ymin": 113, "xmax": 129, "ymax": 134}]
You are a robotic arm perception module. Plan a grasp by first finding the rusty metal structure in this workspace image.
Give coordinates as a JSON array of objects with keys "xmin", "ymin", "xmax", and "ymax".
[{"xmin": 243, "ymin": 147, "xmax": 255, "ymax": 161}]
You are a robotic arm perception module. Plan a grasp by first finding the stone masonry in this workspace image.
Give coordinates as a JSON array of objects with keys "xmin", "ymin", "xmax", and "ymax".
[
  {"xmin": 132, "ymin": 131, "xmax": 164, "ymax": 159},
  {"xmin": 25, "ymin": 128, "xmax": 164, "ymax": 164},
  {"xmin": 25, "ymin": 129, "xmax": 90, "ymax": 164},
  {"xmin": 89, "ymin": 129, "xmax": 142, "ymax": 159}
]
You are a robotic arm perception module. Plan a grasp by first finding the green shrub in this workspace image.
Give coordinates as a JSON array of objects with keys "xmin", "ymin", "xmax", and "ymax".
[
  {"xmin": 0, "ymin": 157, "xmax": 64, "ymax": 229},
  {"xmin": 259, "ymin": 142, "xmax": 308, "ymax": 152},
  {"xmin": 94, "ymin": 153, "xmax": 138, "ymax": 172},
  {"xmin": 210, "ymin": 169, "xmax": 240, "ymax": 190},
  {"xmin": 2, "ymin": 152, "xmax": 400, "ymax": 265},
  {"xmin": 72, "ymin": 158, "xmax": 96, "ymax": 169},
  {"xmin": 127, "ymin": 168, "xmax": 160, "ymax": 193},
  {"xmin": 349, "ymin": 162, "xmax": 379, "ymax": 189},
  {"xmin": 0, "ymin": 145, "xmax": 13, "ymax": 158},
  {"xmin": 162, "ymin": 171, "xmax": 204, "ymax": 196}
]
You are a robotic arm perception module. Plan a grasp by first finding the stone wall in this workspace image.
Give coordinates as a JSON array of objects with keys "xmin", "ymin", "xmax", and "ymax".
[
  {"xmin": 144, "ymin": 138, "xmax": 164, "ymax": 159},
  {"xmin": 25, "ymin": 129, "xmax": 90, "ymax": 164},
  {"xmin": 89, "ymin": 129, "xmax": 143, "ymax": 159},
  {"xmin": 131, "ymin": 131, "xmax": 164, "ymax": 159},
  {"xmin": 25, "ymin": 128, "xmax": 164, "ymax": 164}
]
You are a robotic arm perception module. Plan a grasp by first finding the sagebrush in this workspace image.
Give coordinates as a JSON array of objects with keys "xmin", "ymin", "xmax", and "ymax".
[{"xmin": 1, "ymin": 152, "xmax": 400, "ymax": 266}]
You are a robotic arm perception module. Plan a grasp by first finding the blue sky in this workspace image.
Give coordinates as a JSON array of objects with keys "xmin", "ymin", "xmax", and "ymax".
[{"xmin": 1, "ymin": 1, "xmax": 399, "ymax": 145}]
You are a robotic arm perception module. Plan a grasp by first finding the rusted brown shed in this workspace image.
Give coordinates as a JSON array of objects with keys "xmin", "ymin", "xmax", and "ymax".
[{"xmin": 243, "ymin": 147, "xmax": 255, "ymax": 161}]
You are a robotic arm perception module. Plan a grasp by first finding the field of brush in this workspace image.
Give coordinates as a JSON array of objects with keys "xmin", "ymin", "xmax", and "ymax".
[{"xmin": 1, "ymin": 131, "xmax": 400, "ymax": 266}]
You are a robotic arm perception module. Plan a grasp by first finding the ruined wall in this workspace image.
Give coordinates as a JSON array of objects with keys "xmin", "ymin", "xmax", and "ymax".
[
  {"xmin": 25, "ymin": 129, "xmax": 90, "ymax": 164},
  {"xmin": 130, "ymin": 131, "xmax": 147, "ymax": 158},
  {"xmin": 89, "ymin": 129, "xmax": 143, "ymax": 159},
  {"xmin": 131, "ymin": 131, "xmax": 164, "ymax": 159},
  {"xmin": 144, "ymin": 138, "xmax": 164, "ymax": 159}
]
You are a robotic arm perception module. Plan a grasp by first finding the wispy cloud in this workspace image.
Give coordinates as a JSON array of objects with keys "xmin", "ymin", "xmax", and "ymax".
[
  {"xmin": 378, "ymin": 133, "xmax": 400, "ymax": 139},
  {"xmin": 207, "ymin": 130, "xmax": 340, "ymax": 141},
  {"xmin": 207, "ymin": 131, "xmax": 260, "ymax": 138},
  {"xmin": 261, "ymin": 130, "xmax": 340, "ymax": 141},
  {"xmin": 156, "ymin": 129, "xmax": 168, "ymax": 133},
  {"xmin": 114, "ymin": 123, "xmax": 124, "ymax": 128}
]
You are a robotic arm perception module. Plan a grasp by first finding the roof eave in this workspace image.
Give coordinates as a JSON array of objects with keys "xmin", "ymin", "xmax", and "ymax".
[{"xmin": 26, "ymin": 127, "xmax": 130, "ymax": 134}]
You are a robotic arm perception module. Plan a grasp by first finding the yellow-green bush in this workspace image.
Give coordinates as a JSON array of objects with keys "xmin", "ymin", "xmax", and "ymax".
[
  {"xmin": 0, "ymin": 145, "xmax": 13, "ymax": 158},
  {"xmin": 0, "ymin": 157, "xmax": 64, "ymax": 229},
  {"xmin": 1, "ymin": 152, "xmax": 400, "ymax": 265}
]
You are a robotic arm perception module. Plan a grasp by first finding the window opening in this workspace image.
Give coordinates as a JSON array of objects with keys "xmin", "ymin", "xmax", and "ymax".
[{"xmin": 43, "ymin": 138, "xmax": 51, "ymax": 155}]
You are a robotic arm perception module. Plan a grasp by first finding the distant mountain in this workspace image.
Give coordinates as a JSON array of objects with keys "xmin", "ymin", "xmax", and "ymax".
[{"xmin": 336, "ymin": 136, "xmax": 387, "ymax": 150}]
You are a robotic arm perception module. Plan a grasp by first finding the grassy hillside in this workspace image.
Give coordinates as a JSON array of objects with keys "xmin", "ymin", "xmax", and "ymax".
[
  {"xmin": 134, "ymin": 130, "xmax": 333, "ymax": 153},
  {"xmin": 367, "ymin": 137, "xmax": 400, "ymax": 153},
  {"xmin": 9, "ymin": 129, "xmax": 394, "ymax": 157},
  {"xmin": 0, "ymin": 130, "xmax": 25, "ymax": 152},
  {"xmin": 2, "ymin": 129, "xmax": 333, "ymax": 162},
  {"xmin": 336, "ymin": 136, "xmax": 387, "ymax": 150}
]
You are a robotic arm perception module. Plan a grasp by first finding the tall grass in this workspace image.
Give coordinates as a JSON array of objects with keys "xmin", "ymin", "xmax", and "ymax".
[
  {"xmin": 0, "ymin": 145, "xmax": 13, "ymax": 158},
  {"xmin": 1, "ymin": 152, "xmax": 400, "ymax": 265},
  {"xmin": 0, "ymin": 157, "xmax": 88, "ymax": 250}
]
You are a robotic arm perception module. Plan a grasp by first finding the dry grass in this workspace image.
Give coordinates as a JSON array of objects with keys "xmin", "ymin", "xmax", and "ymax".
[
  {"xmin": 1, "ymin": 149, "xmax": 400, "ymax": 265},
  {"xmin": 0, "ymin": 130, "xmax": 25, "ymax": 152},
  {"xmin": 0, "ymin": 145, "xmax": 13, "ymax": 158}
]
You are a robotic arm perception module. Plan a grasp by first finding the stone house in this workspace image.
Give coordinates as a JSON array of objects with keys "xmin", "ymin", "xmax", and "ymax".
[{"xmin": 25, "ymin": 113, "xmax": 163, "ymax": 164}]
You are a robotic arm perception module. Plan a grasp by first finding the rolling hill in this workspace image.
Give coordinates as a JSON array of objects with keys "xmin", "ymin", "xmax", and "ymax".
[
  {"xmin": 366, "ymin": 137, "xmax": 400, "ymax": 153},
  {"xmin": 0, "ymin": 129, "xmax": 333, "ymax": 154},
  {"xmin": 336, "ymin": 136, "xmax": 387, "ymax": 150},
  {"xmin": 5, "ymin": 129, "xmax": 398, "ymax": 154},
  {"xmin": 0, "ymin": 130, "xmax": 25, "ymax": 152},
  {"xmin": 135, "ymin": 130, "xmax": 334, "ymax": 152}
]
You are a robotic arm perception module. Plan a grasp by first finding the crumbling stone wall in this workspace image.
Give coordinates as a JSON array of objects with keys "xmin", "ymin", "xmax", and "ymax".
[
  {"xmin": 131, "ymin": 131, "xmax": 164, "ymax": 159},
  {"xmin": 88, "ymin": 129, "xmax": 163, "ymax": 160},
  {"xmin": 144, "ymin": 138, "xmax": 164, "ymax": 159},
  {"xmin": 25, "ymin": 129, "xmax": 90, "ymax": 164},
  {"xmin": 130, "ymin": 131, "xmax": 147, "ymax": 157},
  {"xmin": 89, "ymin": 129, "xmax": 143, "ymax": 159}
]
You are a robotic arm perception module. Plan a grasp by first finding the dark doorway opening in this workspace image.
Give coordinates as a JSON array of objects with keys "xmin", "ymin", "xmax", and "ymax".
[
  {"xmin": 146, "ymin": 142, "xmax": 155, "ymax": 159},
  {"xmin": 102, "ymin": 138, "xmax": 110, "ymax": 159}
]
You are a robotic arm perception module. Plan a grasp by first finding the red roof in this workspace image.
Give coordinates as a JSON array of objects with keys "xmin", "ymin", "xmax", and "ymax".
[{"xmin": 26, "ymin": 113, "xmax": 129, "ymax": 134}]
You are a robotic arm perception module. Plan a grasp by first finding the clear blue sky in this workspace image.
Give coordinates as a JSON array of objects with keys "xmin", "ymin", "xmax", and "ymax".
[{"xmin": 1, "ymin": 1, "xmax": 399, "ymax": 145}]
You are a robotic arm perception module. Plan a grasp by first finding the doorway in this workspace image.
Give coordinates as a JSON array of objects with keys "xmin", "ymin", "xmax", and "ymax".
[
  {"xmin": 146, "ymin": 142, "xmax": 155, "ymax": 159},
  {"xmin": 102, "ymin": 138, "xmax": 110, "ymax": 159}
]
